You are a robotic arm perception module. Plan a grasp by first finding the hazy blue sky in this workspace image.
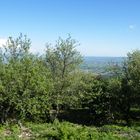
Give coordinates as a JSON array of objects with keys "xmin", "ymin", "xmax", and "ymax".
[{"xmin": 0, "ymin": 0, "xmax": 140, "ymax": 56}]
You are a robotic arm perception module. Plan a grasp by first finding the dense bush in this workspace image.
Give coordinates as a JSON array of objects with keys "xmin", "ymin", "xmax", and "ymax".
[
  {"xmin": 0, "ymin": 34, "xmax": 140, "ymax": 126},
  {"xmin": 0, "ymin": 34, "xmax": 52, "ymax": 122}
]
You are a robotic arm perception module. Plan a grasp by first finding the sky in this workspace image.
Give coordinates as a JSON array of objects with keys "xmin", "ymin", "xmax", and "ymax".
[{"xmin": 0, "ymin": 0, "xmax": 140, "ymax": 56}]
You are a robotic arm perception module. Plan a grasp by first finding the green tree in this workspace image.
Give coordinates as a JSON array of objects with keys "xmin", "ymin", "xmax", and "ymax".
[
  {"xmin": 120, "ymin": 50, "xmax": 140, "ymax": 124},
  {"xmin": 79, "ymin": 74, "xmax": 112, "ymax": 125},
  {"xmin": 125, "ymin": 50, "xmax": 140, "ymax": 96},
  {"xmin": 0, "ymin": 34, "xmax": 52, "ymax": 123},
  {"xmin": 45, "ymin": 35, "xmax": 82, "ymax": 118}
]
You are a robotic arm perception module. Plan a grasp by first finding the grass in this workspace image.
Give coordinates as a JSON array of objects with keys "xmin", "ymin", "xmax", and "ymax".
[{"xmin": 0, "ymin": 120, "xmax": 140, "ymax": 140}]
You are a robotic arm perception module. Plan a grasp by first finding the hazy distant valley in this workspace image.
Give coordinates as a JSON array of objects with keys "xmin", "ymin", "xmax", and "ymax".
[{"xmin": 81, "ymin": 56, "xmax": 125, "ymax": 75}]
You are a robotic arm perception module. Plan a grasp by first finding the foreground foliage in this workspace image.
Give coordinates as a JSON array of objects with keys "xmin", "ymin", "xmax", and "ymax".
[{"xmin": 0, "ymin": 121, "xmax": 140, "ymax": 140}]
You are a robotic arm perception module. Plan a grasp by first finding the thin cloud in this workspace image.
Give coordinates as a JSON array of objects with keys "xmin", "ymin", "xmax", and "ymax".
[{"xmin": 129, "ymin": 24, "xmax": 136, "ymax": 30}]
